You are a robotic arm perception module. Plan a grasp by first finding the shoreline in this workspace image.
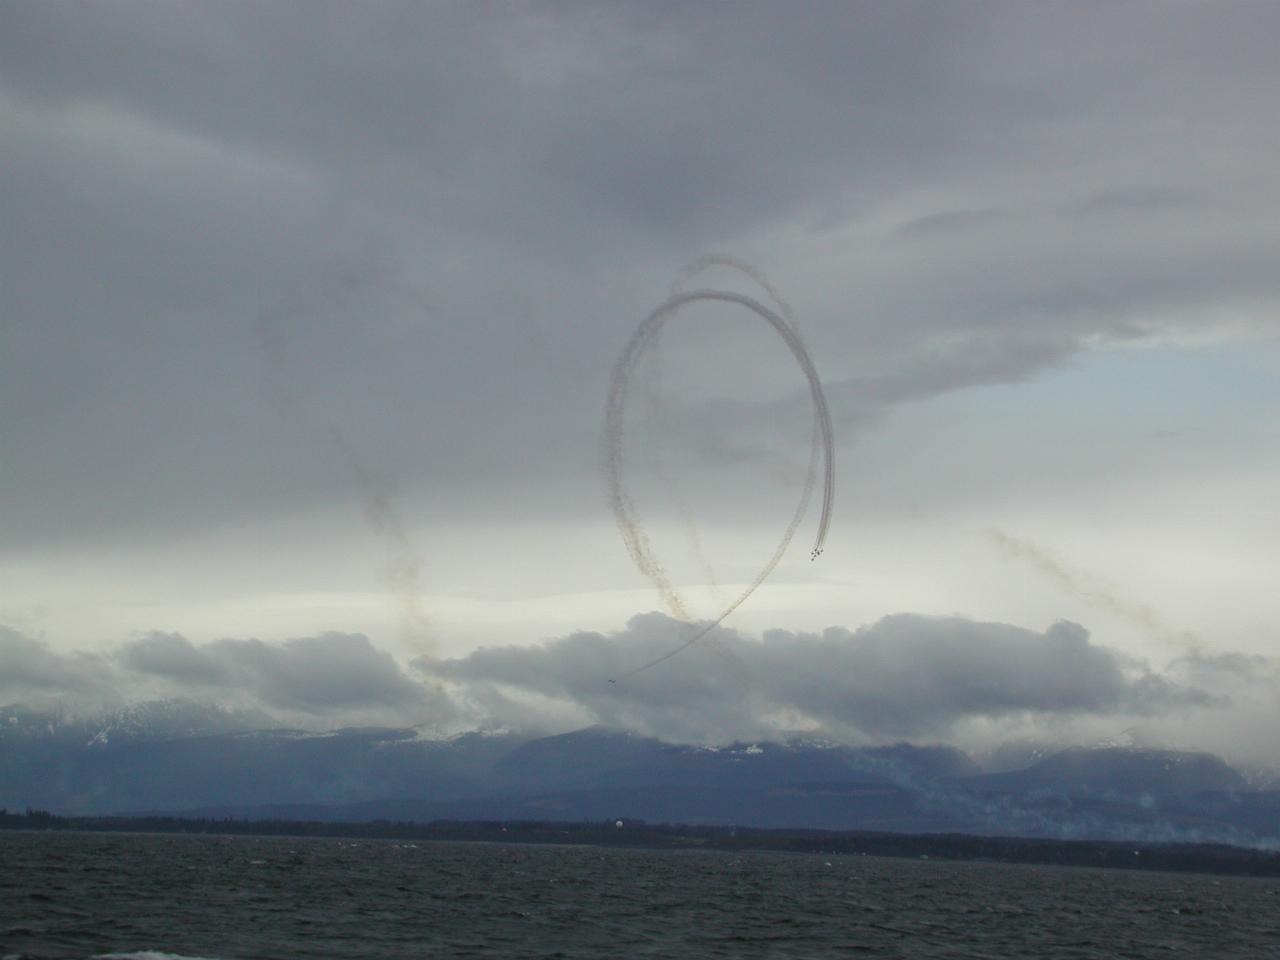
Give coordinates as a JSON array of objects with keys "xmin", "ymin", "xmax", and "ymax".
[{"xmin": 4, "ymin": 809, "xmax": 1279, "ymax": 878}]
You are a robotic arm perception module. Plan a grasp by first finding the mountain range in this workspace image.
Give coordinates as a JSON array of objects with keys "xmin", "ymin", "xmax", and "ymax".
[{"xmin": 3, "ymin": 701, "xmax": 1277, "ymax": 848}]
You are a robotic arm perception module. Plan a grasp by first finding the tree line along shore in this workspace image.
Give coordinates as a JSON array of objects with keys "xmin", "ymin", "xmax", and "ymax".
[{"xmin": 4, "ymin": 808, "xmax": 1279, "ymax": 877}]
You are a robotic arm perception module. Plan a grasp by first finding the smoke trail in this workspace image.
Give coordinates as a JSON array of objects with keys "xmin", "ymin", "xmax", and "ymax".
[
  {"xmin": 653, "ymin": 256, "xmax": 803, "ymax": 607},
  {"xmin": 664, "ymin": 256, "xmax": 820, "ymax": 662},
  {"xmin": 985, "ymin": 527, "xmax": 1200, "ymax": 654},
  {"xmin": 669, "ymin": 255, "xmax": 798, "ymax": 323},
  {"xmin": 255, "ymin": 298, "xmax": 435, "ymax": 658},
  {"xmin": 321, "ymin": 426, "xmax": 434, "ymax": 655},
  {"xmin": 633, "ymin": 324, "xmax": 727, "ymax": 607},
  {"xmin": 604, "ymin": 287, "xmax": 835, "ymax": 682}
]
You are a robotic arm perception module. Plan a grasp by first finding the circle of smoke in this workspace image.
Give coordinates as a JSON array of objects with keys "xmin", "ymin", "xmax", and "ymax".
[
  {"xmin": 604, "ymin": 288, "xmax": 835, "ymax": 682},
  {"xmin": 660, "ymin": 256, "xmax": 809, "ymax": 609}
]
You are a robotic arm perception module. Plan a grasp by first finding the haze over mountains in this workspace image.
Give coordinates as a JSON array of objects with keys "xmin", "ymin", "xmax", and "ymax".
[{"xmin": 4, "ymin": 701, "xmax": 1276, "ymax": 850}]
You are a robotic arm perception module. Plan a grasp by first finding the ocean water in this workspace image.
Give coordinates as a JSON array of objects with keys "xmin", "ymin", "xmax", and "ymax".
[{"xmin": 3, "ymin": 832, "xmax": 1278, "ymax": 959}]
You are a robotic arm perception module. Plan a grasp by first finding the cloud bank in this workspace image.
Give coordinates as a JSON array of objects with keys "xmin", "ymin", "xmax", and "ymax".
[
  {"xmin": 1, "ymin": 625, "xmax": 450, "ymax": 728},
  {"xmin": 425, "ymin": 613, "xmax": 1219, "ymax": 745},
  {"xmin": 5, "ymin": 611, "xmax": 1276, "ymax": 769}
]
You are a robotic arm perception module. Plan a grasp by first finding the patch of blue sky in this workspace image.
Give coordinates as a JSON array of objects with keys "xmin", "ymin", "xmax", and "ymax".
[
  {"xmin": 855, "ymin": 338, "xmax": 1280, "ymax": 516},
  {"xmin": 1028, "ymin": 339, "xmax": 1280, "ymax": 428},
  {"xmin": 912, "ymin": 339, "xmax": 1280, "ymax": 453}
]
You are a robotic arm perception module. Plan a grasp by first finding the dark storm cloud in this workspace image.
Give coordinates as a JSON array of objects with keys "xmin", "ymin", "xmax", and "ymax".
[{"xmin": 424, "ymin": 612, "xmax": 1215, "ymax": 743}]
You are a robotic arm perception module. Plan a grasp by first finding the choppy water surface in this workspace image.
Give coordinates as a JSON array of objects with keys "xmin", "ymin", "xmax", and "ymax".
[{"xmin": 3, "ymin": 832, "xmax": 1278, "ymax": 959}]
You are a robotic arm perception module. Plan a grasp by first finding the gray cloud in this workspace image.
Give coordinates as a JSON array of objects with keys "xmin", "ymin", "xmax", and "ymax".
[
  {"xmin": 0, "ymin": 626, "xmax": 120, "ymax": 709},
  {"xmin": 1151, "ymin": 651, "xmax": 1280, "ymax": 769},
  {"xmin": 5, "ymin": 2, "xmax": 1280, "ymax": 552},
  {"xmin": 117, "ymin": 632, "xmax": 437, "ymax": 715},
  {"xmin": 1168, "ymin": 650, "xmax": 1280, "ymax": 688},
  {"xmin": 897, "ymin": 208, "xmax": 1012, "ymax": 239},
  {"xmin": 424, "ymin": 612, "xmax": 1218, "ymax": 744},
  {"xmin": 5, "ymin": 613, "xmax": 1271, "ymax": 767},
  {"xmin": 0, "ymin": 626, "xmax": 449, "ymax": 727},
  {"xmin": 1078, "ymin": 187, "xmax": 1197, "ymax": 215}
]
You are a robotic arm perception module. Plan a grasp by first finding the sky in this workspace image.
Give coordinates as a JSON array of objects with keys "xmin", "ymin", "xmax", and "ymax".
[{"xmin": 3, "ymin": 2, "xmax": 1280, "ymax": 763}]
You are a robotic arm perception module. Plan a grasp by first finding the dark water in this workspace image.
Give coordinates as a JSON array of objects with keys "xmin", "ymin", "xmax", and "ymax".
[{"xmin": 3, "ymin": 832, "xmax": 1278, "ymax": 959}]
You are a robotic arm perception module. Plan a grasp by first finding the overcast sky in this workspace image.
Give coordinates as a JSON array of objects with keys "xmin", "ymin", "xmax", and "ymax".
[{"xmin": 3, "ymin": 3, "xmax": 1279, "ymax": 758}]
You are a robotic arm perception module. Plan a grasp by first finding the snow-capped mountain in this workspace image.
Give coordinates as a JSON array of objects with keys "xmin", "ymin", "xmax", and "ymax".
[{"xmin": 3, "ymin": 702, "xmax": 1277, "ymax": 847}]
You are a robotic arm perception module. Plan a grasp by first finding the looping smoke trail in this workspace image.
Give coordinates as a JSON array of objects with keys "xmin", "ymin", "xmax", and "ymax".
[
  {"xmin": 665, "ymin": 255, "xmax": 809, "ymax": 605},
  {"xmin": 669, "ymin": 255, "xmax": 798, "ymax": 324},
  {"xmin": 604, "ymin": 287, "xmax": 835, "ymax": 682}
]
